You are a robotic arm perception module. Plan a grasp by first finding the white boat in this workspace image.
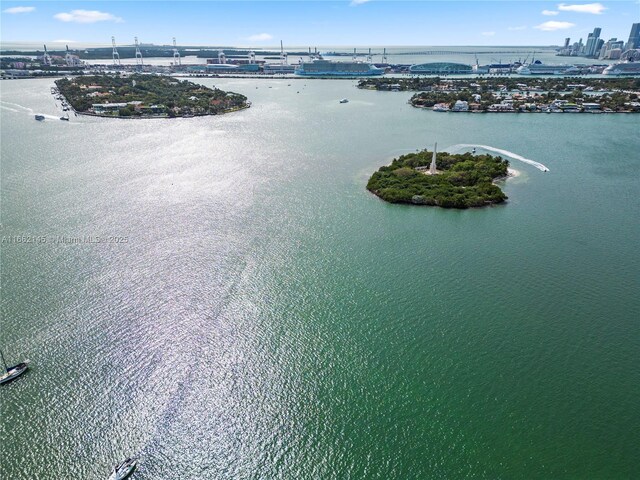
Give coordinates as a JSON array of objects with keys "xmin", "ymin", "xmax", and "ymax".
[
  {"xmin": 0, "ymin": 349, "xmax": 29, "ymax": 385},
  {"xmin": 108, "ymin": 458, "xmax": 137, "ymax": 480},
  {"xmin": 603, "ymin": 61, "xmax": 640, "ymax": 76},
  {"xmin": 339, "ymin": 98, "xmax": 349, "ymax": 103},
  {"xmin": 516, "ymin": 61, "xmax": 579, "ymax": 75},
  {"xmin": 295, "ymin": 59, "xmax": 384, "ymax": 77}
]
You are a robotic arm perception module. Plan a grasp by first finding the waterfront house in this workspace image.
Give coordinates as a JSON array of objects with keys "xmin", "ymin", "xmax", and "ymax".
[
  {"xmin": 451, "ymin": 100, "xmax": 469, "ymax": 112},
  {"xmin": 92, "ymin": 103, "xmax": 127, "ymax": 113}
]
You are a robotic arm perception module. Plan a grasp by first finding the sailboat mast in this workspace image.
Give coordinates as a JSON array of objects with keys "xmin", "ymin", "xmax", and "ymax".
[{"xmin": 0, "ymin": 348, "xmax": 8, "ymax": 372}]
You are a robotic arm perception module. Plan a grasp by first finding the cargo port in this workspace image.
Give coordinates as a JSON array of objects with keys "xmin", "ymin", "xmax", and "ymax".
[{"xmin": 2, "ymin": 37, "xmax": 640, "ymax": 80}]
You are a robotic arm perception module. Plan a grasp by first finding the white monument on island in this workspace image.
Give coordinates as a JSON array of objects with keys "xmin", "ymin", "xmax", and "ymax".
[{"xmin": 429, "ymin": 142, "xmax": 438, "ymax": 175}]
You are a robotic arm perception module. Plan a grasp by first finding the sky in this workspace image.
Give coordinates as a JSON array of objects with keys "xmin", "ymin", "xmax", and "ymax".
[{"xmin": 1, "ymin": 1, "xmax": 639, "ymax": 47}]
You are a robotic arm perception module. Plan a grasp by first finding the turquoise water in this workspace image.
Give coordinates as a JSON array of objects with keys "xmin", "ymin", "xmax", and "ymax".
[{"xmin": 1, "ymin": 78, "xmax": 639, "ymax": 479}]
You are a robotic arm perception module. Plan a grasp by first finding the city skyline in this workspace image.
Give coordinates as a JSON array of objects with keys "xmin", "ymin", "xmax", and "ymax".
[{"xmin": 1, "ymin": 1, "xmax": 639, "ymax": 47}]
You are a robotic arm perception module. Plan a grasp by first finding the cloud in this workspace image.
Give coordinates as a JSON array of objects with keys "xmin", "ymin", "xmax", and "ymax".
[
  {"xmin": 246, "ymin": 33, "xmax": 273, "ymax": 42},
  {"xmin": 481, "ymin": 31, "xmax": 496, "ymax": 36},
  {"xmin": 3, "ymin": 6, "xmax": 35, "ymax": 14},
  {"xmin": 557, "ymin": 3, "xmax": 607, "ymax": 14},
  {"xmin": 535, "ymin": 21, "xmax": 576, "ymax": 31},
  {"xmin": 508, "ymin": 26, "xmax": 527, "ymax": 31},
  {"xmin": 542, "ymin": 9, "xmax": 559, "ymax": 15},
  {"xmin": 350, "ymin": 0, "xmax": 371, "ymax": 5},
  {"xmin": 54, "ymin": 9, "xmax": 123, "ymax": 23}
]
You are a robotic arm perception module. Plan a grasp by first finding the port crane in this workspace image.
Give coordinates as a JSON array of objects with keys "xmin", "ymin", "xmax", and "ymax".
[
  {"xmin": 42, "ymin": 44, "xmax": 51, "ymax": 66},
  {"xmin": 134, "ymin": 37, "xmax": 143, "ymax": 66},
  {"xmin": 112, "ymin": 36, "xmax": 120, "ymax": 65},
  {"xmin": 64, "ymin": 45, "xmax": 79, "ymax": 66},
  {"xmin": 280, "ymin": 40, "xmax": 288, "ymax": 65},
  {"xmin": 172, "ymin": 37, "xmax": 181, "ymax": 66}
]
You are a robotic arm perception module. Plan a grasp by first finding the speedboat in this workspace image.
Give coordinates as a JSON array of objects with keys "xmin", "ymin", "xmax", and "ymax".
[
  {"xmin": 60, "ymin": 116, "xmax": 69, "ymax": 121},
  {"xmin": 339, "ymin": 98, "xmax": 349, "ymax": 103},
  {"xmin": 35, "ymin": 115, "xmax": 45, "ymax": 121},
  {"xmin": 108, "ymin": 458, "xmax": 137, "ymax": 480}
]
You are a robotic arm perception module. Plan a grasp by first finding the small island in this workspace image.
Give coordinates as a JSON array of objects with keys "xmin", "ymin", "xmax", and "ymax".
[
  {"xmin": 54, "ymin": 74, "xmax": 249, "ymax": 118},
  {"xmin": 367, "ymin": 149, "xmax": 509, "ymax": 208}
]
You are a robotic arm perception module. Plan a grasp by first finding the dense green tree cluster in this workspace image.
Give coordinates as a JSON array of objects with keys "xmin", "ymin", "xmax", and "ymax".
[
  {"xmin": 55, "ymin": 74, "xmax": 248, "ymax": 117},
  {"xmin": 367, "ymin": 150, "xmax": 509, "ymax": 208}
]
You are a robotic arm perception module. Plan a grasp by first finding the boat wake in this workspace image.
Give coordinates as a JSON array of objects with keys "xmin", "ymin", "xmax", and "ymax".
[
  {"xmin": 447, "ymin": 144, "xmax": 549, "ymax": 172},
  {"xmin": 1, "ymin": 101, "xmax": 33, "ymax": 113},
  {"xmin": 1, "ymin": 101, "xmax": 71, "ymax": 121}
]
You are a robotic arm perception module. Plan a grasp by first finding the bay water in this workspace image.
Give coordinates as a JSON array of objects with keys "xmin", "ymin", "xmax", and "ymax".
[{"xmin": 1, "ymin": 77, "xmax": 639, "ymax": 479}]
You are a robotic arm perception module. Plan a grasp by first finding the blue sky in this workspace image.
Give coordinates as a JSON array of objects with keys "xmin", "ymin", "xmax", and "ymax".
[{"xmin": 1, "ymin": 1, "xmax": 638, "ymax": 47}]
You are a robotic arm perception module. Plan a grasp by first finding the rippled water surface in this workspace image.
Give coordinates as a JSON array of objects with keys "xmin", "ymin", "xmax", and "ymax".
[{"xmin": 1, "ymin": 78, "xmax": 639, "ymax": 479}]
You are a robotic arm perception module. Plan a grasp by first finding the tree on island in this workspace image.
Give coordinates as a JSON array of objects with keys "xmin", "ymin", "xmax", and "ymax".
[
  {"xmin": 367, "ymin": 150, "xmax": 509, "ymax": 209},
  {"xmin": 55, "ymin": 74, "xmax": 249, "ymax": 118}
]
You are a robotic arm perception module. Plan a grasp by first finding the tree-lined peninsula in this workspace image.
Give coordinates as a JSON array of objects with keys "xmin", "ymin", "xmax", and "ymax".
[
  {"xmin": 358, "ymin": 77, "xmax": 640, "ymax": 113},
  {"xmin": 55, "ymin": 74, "xmax": 249, "ymax": 118},
  {"xmin": 367, "ymin": 150, "xmax": 509, "ymax": 208}
]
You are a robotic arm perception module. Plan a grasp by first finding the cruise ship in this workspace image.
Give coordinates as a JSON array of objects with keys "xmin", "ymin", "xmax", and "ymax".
[
  {"xmin": 295, "ymin": 59, "xmax": 384, "ymax": 77},
  {"xmin": 516, "ymin": 60, "xmax": 580, "ymax": 75},
  {"xmin": 473, "ymin": 62, "xmax": 514, "ymax": 74},
  {"xmin": 603, "ymin": 61, "xmax": 640, "ymax": 76}
]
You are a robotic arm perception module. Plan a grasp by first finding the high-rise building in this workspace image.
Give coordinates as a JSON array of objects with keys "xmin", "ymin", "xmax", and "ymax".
[
  {"xmin": 584, "ymin": 28, "xmax": 604, "ymax": 57},
  {"xmin": 626, "ymin": 23, "xmax": 640, "ymax": 50},
  {"xmin": 600, "ymin": 38, "xmax": 626, "ymax": 59},
  {"xmin": 585, "ymin": 27, "xmax": 602, "ymax": 57},
  {"xmin": 564, "ymin": 37, "xmax": 571, "ymax": 48}
]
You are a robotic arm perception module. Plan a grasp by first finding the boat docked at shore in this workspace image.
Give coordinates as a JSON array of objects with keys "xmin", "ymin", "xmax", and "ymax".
[
  {"xmin": 516, "ymin": 60, "xmax": 579, "ymax": 75},
  {"xmin": 295, "ymin": 59, "xmax": 384, "ymax": 77},
  {"xmin": 603, "ymin": 61, "xmax": 640, "ymax": 76}
]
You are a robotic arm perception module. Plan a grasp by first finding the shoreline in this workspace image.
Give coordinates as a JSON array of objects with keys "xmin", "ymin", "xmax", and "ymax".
[
  {"xmin": 71, "ymin": 103, "xmax": 251, "ymax": 120},
  {"xmin": 52, "ymin": 76, "xmax": 250, "ymax": 120},
  {"xmin": 417, "ymin": 107, "xmax": 638, "ymax": 114},
  {"xmin": 493, "ymin": 167, "xmax": 520, "ymax": 183}
]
